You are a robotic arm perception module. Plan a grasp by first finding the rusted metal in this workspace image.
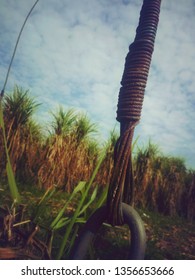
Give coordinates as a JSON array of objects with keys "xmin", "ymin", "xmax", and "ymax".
[
  {"xmin": 107, "ymin": 0, "xmax": 162, "ymax": 226},
  {"xmin": 70, "ymin": 0, "xmax": 162, "ymax": 260},
  {"xmin": 70, "ymin": 203, "xmax": 146, "ymax": 260}
]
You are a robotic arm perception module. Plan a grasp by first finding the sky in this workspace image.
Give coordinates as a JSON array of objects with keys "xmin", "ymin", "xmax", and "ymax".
[{"xmin": 0, "ymin": 0, "xmax": 195, "ymax": 169}]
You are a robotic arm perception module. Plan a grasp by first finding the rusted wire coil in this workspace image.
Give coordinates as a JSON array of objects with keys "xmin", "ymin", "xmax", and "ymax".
[
  {"xmin": 117, "ymin": 1, "xmax": 161, "ymax": 123},
  {"xmin": 107, "ymin": 0, "xmax": 162, "ymax": 226},
  {"xmin": 70, "ymin": 0, "xmax": 162, "ymax": 260}
]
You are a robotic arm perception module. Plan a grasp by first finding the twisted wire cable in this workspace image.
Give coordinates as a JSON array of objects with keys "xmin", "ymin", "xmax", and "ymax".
[{"xmin": 107, "ymin": 0, "xmax": 162, "ymax": 226}]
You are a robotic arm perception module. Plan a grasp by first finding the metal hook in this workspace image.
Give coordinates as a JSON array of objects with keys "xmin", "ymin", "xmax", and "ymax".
[{"xmin": 69, "ymin": 203, "xmax": 146, "ymax": 260}]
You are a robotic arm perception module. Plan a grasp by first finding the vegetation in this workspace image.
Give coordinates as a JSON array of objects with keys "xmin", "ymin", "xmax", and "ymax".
[
  {"xmin": 91, "ymin": 208, "xmax": 195, "ymax": 260},
  {"xmin": 134, "ymin": 142, "xmax": 195, "ymax": 221},
  {"xmin": 0, "ymin": 86, "xmax": 195, "ymax": 259}
]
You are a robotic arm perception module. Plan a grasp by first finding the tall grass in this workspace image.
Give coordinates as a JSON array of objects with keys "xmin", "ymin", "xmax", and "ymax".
[
  {"xmin": 0, "ymin": 98, "xmax": 20, "ymax": 203},
  {"xmin": 0, "ymin": 88, "xmax": 107, "ymax": 259},
  {"xmin": 1, "ymin": 87, "xmax": 195, "ymax": 261},
  {"xmin": 0, "ymin": 87, "xmax": 195, "ymax": 222},
  {"xmin": 134, "ymin": 142, "xmax": 195, "ymax": 221},
  {"xmin": 55, "ymin": 151, "xmax": 106, "ymax": 259}
]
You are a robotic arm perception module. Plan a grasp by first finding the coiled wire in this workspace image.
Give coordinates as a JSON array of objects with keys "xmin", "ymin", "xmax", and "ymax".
[{"xmin": 107, "ymin": 0, "xmax": 162, "ymax": 226}]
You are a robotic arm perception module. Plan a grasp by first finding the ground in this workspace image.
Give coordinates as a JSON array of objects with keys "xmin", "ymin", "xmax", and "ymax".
[
  {"xmin": 91, "ymin": 209, "xmax": 195, "ymax": 260},
  {"xmin": 0, "ymin": 186, "xmax": 195, "ymax": 260}
]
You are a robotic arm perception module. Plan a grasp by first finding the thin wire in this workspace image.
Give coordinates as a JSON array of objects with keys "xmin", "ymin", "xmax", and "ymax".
[{"xmin": 0, "ymin": 0, "xmax": 40, "ymax": 99}]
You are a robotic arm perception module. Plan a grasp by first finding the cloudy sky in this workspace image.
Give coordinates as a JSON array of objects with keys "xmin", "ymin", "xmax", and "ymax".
[{"xmin": 0, "ymin": 0, "xmax": 195, "ymax": 168}]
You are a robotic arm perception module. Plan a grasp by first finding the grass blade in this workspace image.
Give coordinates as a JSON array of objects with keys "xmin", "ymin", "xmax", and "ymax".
[
  {"xmin": 33, "ymin": 188, "xmax": 56, "ymax": 223},
  {"xmin": 94, "ymin": 185, "xmax": 108, "ymax": 210},
  {"xmin": 56, "ymin": 150, "xmax": 105, "ymax": 259},
  {"xmin": 6, "ymin": 159, "xmax": 20, "ymax": 203},
  {"xmin": 78, "ymin": 187, "xmax": 98, "ymax": 216},
  {"xmin": 0, "ymin": 100, "xmax": 20, "ymax": 203},
  {"xmin": 50, "ymin": 181, "xmax": 86, "ymax": 229}
]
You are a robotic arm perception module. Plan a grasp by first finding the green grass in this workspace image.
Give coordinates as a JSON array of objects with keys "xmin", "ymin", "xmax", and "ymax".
[
  {"xmin": 0, "ymin": 100, "xmax": 20, "ymax": 203},
  {"xmin": 0, "ymin": 152, "xmax": 107, "ymax": 260},
  {"xmin": 86, "ymin": 208, "xmax": 195, "ymax": 260},
  {"xmin": 1, "ymin": 182, "xmax": 194, "ymax": 260},
  {"xmin": 139, "ymin": 208, "xmax": 195, "ymax": 260}
]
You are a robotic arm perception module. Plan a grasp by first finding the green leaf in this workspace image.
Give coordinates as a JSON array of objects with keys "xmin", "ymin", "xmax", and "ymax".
[
  {"xmin": 38, "ymin": 188, "xmax": 56, "ymax": 206},
  {"xmin": 78, "ymin": 187, "xmax": 98, "ymax": 216},
  {"xmin": 6, "ymin": 159, "xmax": 20, "ymax": 203},
  {"xmin": 52, "ymin": 217, "xmax": 70, "ymax": 230},
  {"xmin": 56, "ymin": 151, "xmax": 105, "ymax": 259},
  {"xmin": 50, "ymin": 181, "xmax": 86, "ymax": 229},
  {"xmin": 33, "ymin": 188, "xmax": 56, "ymax": 222},
  {"xmin": 94, "ymin": 185, "xmax": 108, "ymax": 210},
  {"xmin": 72, "ymin": 181, "xmax": 86, "ymax": 195},
  {"xmin": 0, "ymin": 100, "xmax": 20, "ymax": 203},
  {"xmin": 53, "ymin": 217, "xmax": 86, "ymax": 230}
]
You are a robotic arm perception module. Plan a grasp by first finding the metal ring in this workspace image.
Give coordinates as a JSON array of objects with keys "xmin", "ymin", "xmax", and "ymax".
[{"xmin": 69, "ymin": 203, "xmax": 146, "ymax": 260}]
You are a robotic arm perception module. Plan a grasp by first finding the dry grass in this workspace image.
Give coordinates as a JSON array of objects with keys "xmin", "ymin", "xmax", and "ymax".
[
  {"xmin": 134, "ymin": 142, "xmax": 195, "ymax": 221},
  {"xmin": 0, "ymin": 87, "xmax": 195, "ymax": 222}
]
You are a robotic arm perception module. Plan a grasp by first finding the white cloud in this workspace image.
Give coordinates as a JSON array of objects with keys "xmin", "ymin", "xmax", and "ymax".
[
  {"xmin": 0, "ymin": 0, "xmax": 195, "ymax": 168},
  {"xmin": 135, "ymin": 0, "xmax": 195, "ymax": 166}
]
